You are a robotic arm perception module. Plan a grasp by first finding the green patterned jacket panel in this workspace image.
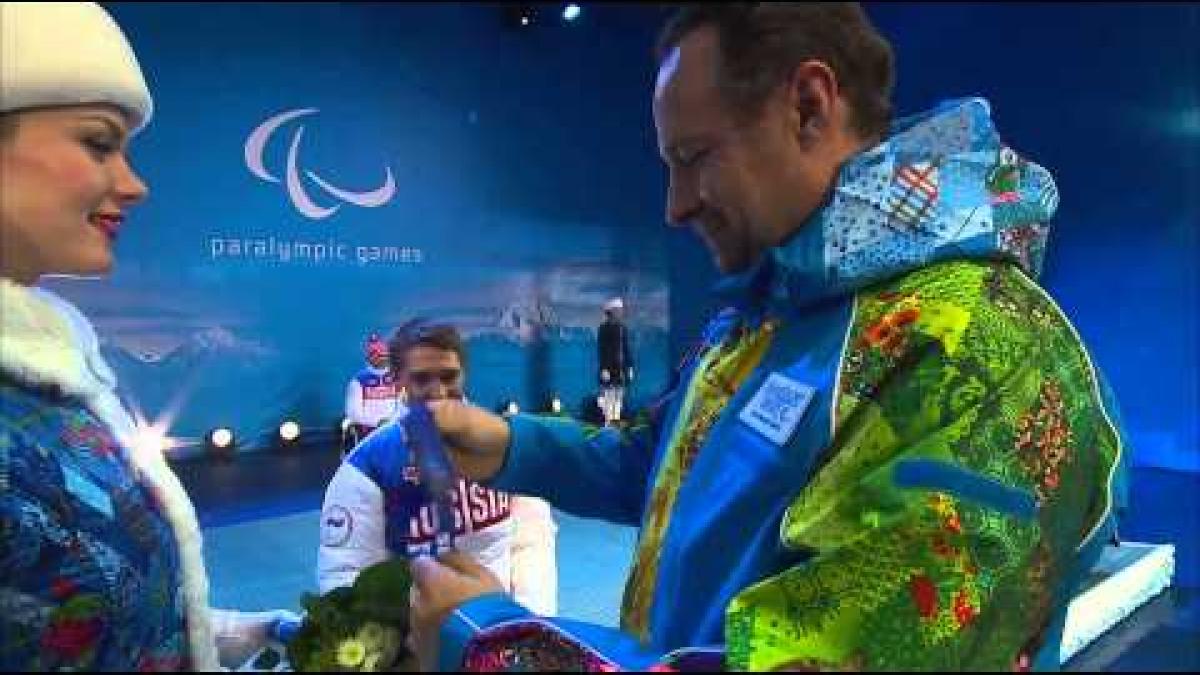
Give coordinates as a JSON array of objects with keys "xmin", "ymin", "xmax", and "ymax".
[{"xmin": 725, "ymin": 259, "xmax": 1121, "ymax": 671}]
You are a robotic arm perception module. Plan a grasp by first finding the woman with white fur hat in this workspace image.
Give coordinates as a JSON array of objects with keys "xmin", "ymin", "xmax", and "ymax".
[{"xmin": 0, "ymin": 3, "xmax": 296, "ymax": 670}]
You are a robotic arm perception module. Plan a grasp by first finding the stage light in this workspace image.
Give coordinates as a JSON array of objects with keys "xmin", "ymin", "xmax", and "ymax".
[
  {"xmin": 279, "ymin": 420, "xmax": 301, "ymax": 442},
  {"xmin": 563, "ymin": 4, "xmax": 581, "ymax": 22},
  {"xmin": 502, "ymin": 4, "xmax": 537, "ymax": 30},
  {"xmin": 501, "ymin": 399, "xmax": 520, "ymax": 416},
  {"xmin": 134, "ymin": 426, "xmax": 168, "ymax": 456},
  {"xmin": 210, "ymin": 427, "xmax": 234, "ymax": 449},
  {"xmin": 548, "ymin": 395, "xmax": 563, "ymax": 415}
]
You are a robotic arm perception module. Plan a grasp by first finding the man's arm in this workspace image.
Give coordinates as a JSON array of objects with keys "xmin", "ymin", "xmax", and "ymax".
[
  {"xmin": 315, "ymin": 461, "xmax": 388, "ymax": 594},
  {"xmin": 491, "ymin": 408, "xmax": 663, "ymax": 525},
  {"xmin": 344, "ymin": 378, "xmax": 368, "ymax": 427},
  {"xmin": 430, "ymin": 391, "xmax": 673, "ymax": 527},
  {"xmin": 412, "ymin": 554, "xmax": 672, "ymax": 672},
  {"xmin": 431, "ymin": 312, "xmax": 732, "ymax": 524},
  {"xmin": 507, "ymin": 495, "xmax": 558, "ymax": 616}
]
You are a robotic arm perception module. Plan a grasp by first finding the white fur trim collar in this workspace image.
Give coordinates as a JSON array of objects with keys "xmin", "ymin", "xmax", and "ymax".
[{"xmin": 0, "ymin": 278, "xmax": 220, "ymax": 670}]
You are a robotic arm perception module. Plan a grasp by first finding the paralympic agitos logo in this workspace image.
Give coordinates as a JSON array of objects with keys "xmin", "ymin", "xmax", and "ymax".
[{"xmin": 244, "ymin": 108, "xmax": 396, "ymax": 220}]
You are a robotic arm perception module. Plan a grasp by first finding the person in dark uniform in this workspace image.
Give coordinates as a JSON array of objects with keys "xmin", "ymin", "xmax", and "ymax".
[{"xmin": 597, "ymin": 297, "xmax": 633, "ymax": 425}]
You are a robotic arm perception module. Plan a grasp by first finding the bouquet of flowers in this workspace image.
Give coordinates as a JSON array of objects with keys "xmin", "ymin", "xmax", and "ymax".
[{"xmin": 286, "ymin": 559, "xmax": 417, "ymax": 672}]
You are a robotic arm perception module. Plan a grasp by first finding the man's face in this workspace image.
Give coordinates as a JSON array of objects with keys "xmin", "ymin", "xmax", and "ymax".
[
  {"xmin": 367, "ymin": 351, "xmax": 389, "ymax": 369},
  {"xmin": 397, "ymin": 344, "xmax": 464, "ymax": 403},
  {"xmin": 653, "ymin": 27, "xmax": 837, "ymax": 275}
]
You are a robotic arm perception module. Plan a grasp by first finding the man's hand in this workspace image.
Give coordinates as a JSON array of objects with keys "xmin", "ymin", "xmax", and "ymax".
[
  {"xmin": 408, "ymin": 551, "xmax": 506, "ymax": 670},
  {"xmin": 425, "ymin": 399, "xmax": 510, "ymax": 481}
]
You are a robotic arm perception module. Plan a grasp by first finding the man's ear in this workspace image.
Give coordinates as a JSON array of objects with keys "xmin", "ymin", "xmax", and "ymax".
[{"xmin": 785, "ymin": 59, "xmax": 839, "ymax": 146}]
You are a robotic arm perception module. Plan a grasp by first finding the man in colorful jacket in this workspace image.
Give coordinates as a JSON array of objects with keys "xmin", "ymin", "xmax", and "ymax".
[{"xmin": 408, "ymin": 4, "xmax": 1125, "ymax": 671}]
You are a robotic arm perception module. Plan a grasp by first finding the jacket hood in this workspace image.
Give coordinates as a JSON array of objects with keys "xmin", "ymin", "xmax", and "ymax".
[{"xmin": 717, "ymin": 97, "xmax": 1059, "ymax": 314}]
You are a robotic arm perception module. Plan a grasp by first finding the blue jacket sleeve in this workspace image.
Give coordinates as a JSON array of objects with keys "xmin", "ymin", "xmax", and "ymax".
[
  {"xmin": 488, "ymin": 409, "xmax": 662, "ymax": 527},
  {"xmin": 486, "ymin": 314, "xmax": 726, "ymax": 526},
  {"xmin": 438, "ymin": 594, "xmax": 683, "ymax": 672}
]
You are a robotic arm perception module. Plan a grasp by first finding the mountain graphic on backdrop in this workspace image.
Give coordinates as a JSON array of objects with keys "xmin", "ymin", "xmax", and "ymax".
[
  {"xmin": 493, "ymin": 299, "xmax": 564, "ymax": 344},
  {"xmin": 103, "ymin": 326, "xmax": 277, "ymax": 372}
]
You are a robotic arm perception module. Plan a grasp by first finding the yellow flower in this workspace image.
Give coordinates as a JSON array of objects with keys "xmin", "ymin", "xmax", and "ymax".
[
  {"xmin": 336, "ymin": 638, "xmax": 367, "ymax": 668},
  {"xmin": 357, "ymin": 623, "xmax": 387, "ymax": 653}
]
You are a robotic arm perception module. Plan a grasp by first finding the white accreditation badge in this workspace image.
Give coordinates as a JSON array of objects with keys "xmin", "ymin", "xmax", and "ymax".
[{"xmin": 738, "ymin": 372, "xmax": 815, "ymax": 445}]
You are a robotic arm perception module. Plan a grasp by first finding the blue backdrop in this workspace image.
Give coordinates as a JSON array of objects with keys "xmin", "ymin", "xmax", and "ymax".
[{"xmin": 45, "ymin": 3, "xmax": 673, "ymax": 454}]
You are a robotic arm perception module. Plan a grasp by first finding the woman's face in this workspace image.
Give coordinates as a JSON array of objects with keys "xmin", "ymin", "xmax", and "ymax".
[{"xmin": 0, "ymin": 104, "xmax": 147, "ymax": 284}]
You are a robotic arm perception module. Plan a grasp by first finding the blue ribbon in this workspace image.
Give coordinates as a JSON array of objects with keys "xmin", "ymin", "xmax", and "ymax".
[{"xmin": 403, "ymin": 402, "xmax": 457, "ymax": 553}]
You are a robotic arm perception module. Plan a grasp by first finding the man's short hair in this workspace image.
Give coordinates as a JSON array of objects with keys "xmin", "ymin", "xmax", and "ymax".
[
  {"xmin": 388, "ymin": 319, "xmax": 466, "ymax": 373},
  {"xmin": 655, "ymin": 2, "xmax": 895, "ymax": 141}
]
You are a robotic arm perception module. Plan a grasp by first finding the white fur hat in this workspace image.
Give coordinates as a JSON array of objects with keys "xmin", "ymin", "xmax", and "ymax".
[
  {"xmin": 603, "ymin": 297, "xmax": 624, "ymax": 311},
  {"xmin": 0, "ymin": 2, "xmax": 153, "ymax": 133}
]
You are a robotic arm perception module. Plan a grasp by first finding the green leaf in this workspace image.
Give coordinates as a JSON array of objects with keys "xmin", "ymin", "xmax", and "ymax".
[
  {"xmin": 350, "ymin": 559, "xmax": 412, "ymax": 625},
  {"xmin": 286, "ymin": 559, "xmax": 414, "ymax": 671}
]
